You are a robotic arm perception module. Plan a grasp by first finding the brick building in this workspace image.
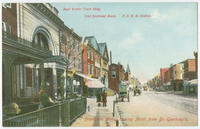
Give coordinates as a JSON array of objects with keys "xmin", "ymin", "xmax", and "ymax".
[
  {"xmin": 194, "ymin": 52, "xmax": 198, "ymax": 77},
  {"xmin": 62, "ymin": 25, "xmax": 83, "ymax": 94},
  {"xmin": 82, "ymin": 36, "xmax": 101, "ymax": 78},
  {"xmin": 108, "ymin": 63, "xmax": 125, "ymax": 93},
  {"xmin": 164, "ymin": 66, "xmax": 173, "ymax": 85},
  {"xmin": 182, "ymin": 59, "xmax": 196, "ymax": 80},
  {"xmin": 82, "ymin": 36, "xmax": 102, "ymax": 95},
  {"xmin": 160, "ymin": 68, "xmax": 169, "ymax": 85}
]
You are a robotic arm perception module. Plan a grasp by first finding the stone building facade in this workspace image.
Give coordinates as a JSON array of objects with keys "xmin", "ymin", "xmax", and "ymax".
[{"xmin": 2, "ymin": 3, "xmax": 68, "ymax": 114}]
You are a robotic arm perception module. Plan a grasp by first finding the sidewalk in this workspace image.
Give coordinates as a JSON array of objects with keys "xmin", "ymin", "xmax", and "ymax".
[{"xmin": 71, "ymin": 96, "xmax": 119, "ymax": 127}]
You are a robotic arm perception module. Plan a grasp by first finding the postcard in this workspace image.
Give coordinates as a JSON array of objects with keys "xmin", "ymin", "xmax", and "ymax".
[{"xmin": 1, "ymin": 1, "xmax": 198, "ymax": 127}]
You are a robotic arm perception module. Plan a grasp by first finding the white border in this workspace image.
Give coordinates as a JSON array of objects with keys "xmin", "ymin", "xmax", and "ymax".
[{"xmin": 0, "ymin": 1, "xmax": 199, "ymax": 129}]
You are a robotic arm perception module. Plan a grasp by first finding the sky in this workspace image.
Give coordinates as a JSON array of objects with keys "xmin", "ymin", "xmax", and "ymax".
[{"xmin": 52, "ymin": 2, "xmax": 197, "ymax": 84}]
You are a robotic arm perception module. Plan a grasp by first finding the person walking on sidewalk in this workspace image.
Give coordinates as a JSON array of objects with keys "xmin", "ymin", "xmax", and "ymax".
[
  {"xmin": 102, "ymin": 90, "xmax": 107, "ymax": 107},
  {"xmin": 96, "ymin": 91, "xmax": 101, "ymax": 106}
]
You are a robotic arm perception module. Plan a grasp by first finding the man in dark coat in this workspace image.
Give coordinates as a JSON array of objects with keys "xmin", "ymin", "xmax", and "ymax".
[
  {"xmin": 102, "ymin": 90, "xmax": 107, "ymax": 107},
  {"xmin": 96, "ymin": 91, "xmax": 101, "ymax": 106}
]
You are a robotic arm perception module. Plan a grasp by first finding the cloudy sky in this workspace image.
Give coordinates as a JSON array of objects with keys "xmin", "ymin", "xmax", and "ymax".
[{"xmin": 52, "ymin": 3, "xmax": 197, "ymax": 83}]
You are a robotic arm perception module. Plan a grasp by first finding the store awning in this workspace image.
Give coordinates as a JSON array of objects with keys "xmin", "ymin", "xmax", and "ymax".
[
  {"xmin": 188, "ymin": 79, "xmax": 198, "ymax": 86},
  {"xmin": 87, "ymin": 79, "xmax": 104, "ymax": 88},
  {"xmin": 74, "ymin": 72, "xmax": 104, "ymax": 88},
  {"xmin": 164, "ymin": 82, "xmax": 171, "ymax": 86},
  {"xmin": 75, "ymin": 72, "xmax": 93, "ymax": 80}
]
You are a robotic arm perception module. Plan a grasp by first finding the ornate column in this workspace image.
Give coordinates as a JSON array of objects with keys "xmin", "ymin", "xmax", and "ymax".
[
  {"xmin": 63, "ymin": 70, "xmax": 67, "ymax": 99},
  {"xmin": 39, "ymin": 63, "xmax": 46, "ymax": 91},
  {"xmin": 2, "ymin": 55, "xmax": 15, "ymax": 105},
  {"xmin": 53, "ymin": 68, "xmax": 58, "ymax": 100},
  {"xmin": 33, "ymin": 64, "xmax": 39, "ymax": 96}
]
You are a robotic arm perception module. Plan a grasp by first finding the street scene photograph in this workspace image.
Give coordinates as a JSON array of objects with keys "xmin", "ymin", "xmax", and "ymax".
[{"xmin": 2, "ymin": 2, "xmax": 198, "ymax": 127}]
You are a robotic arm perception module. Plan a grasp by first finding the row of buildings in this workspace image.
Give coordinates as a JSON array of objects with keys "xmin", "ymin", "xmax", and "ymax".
[
  {"xmin": 148, "ymin": 52, "xmax": 197, "ymax": 92},
  {"xmin": 3, "ymin": 3, "xmax": 142, "ymax": 117},
  {"xmin": 2, "ymin": 3, "xmax": 111, "ymax": 117},
  {"xmin": 2, "ymin": 3, "xmax": 142, "ymax": 118}
]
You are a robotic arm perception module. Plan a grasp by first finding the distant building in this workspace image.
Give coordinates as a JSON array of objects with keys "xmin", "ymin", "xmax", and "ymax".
[
  {"xmin": 160, "ymin": 68, "xmax": 169, "ymax": 85},
  {"xmin": 124, "ymin": 64, "xmax": 131, "ymax": 85},
  {"xmin": 164, "ymin": 67, "xmax": 173, "ymax": 84},
  {"xmin": 194, "ymin": 52, "xmax": 198, "ymax": 77},
  {"xmin": 108, "ymin": 63, "xmax": 125, "ymax": 93},
  {"xmin": 163, "ymin": 59, "xmax": 196, "ymax": 91},
  {"xmin": 171, "ymin": 63, "xmax": 184, "ymax": 91},
  {"xmin": 164, "ymin": 69, "xmax": 170, "ymax": 84},
  {"xmin": 172, "ymin": 63, "xmax": 184, "ymax": 80},
  {"xmin": 98, "ymin": 43, "xmax": 109, "ymax": 90},
  {"xmin": 182, "ymin": 59, "xmax": 196, "ymax": 80}
]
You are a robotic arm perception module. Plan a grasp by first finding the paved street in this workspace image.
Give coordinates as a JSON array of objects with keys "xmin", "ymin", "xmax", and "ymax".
[
  {"xmin": 71, "ymin": 90, "xmax": 198, "ymax": 126},
  {"xmin": 116, "ymin": 90, "xmax": 198, "ymax": 126}
]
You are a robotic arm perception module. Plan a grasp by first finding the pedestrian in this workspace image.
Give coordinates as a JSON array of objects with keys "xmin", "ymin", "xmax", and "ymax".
[
  {"xmin": 102, "ymin": 90, "xmax": 107, "ymax": 107},
  {"xmin": 96, "ymin": 91, "xmax": 101, "ymax": 106}
]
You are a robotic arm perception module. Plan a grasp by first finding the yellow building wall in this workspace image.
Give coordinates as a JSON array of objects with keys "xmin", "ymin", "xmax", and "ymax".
[
  {"xmin": 175, "ymin": 64, "xmax": 184, "ymax": 80},
  {"xmin": 100, "ymin": 58, "xmax": 108, "ymax": 78}
]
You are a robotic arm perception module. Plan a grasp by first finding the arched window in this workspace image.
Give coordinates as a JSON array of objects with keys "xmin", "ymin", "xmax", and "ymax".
[{"xmin": 33, "ymin": 32, "xmax": 49, "ymax": 50}]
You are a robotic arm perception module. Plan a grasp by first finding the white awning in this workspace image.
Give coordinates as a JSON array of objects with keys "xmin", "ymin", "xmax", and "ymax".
[
  {"xmin": 75, "ymin": 72, "xmax": 94, "ymax": 80},
  {"xmin": 75, "ymin": 72, "xmax": 104, "ymax": 88},
  {"xmin": 88, "ymin": 79, "xmax": 104, "ymax": 88},
  {"xmin": 188, "ymin": 79, "xmax": 198, "ymax": 86}
]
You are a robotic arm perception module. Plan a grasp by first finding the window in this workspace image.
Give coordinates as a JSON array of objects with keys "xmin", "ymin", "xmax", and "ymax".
[
  {"xmin": 87, "ymin": 49, "xmax": 90, "ymax": 59},
  {"xmin": 88, "ymin": 63, "xmax": 90, "ymax": 74},
  {"xmin": 91, "ymin": 51, "xmax": 93, "ymax": 61},
  {"xmin": 99, "ymin": 57, "xmax": 101, "ymax": 64},
  {"xmin": 73, "ymin": 39, "xmax": 75, "ymax": 49},
  {"xmin": 91, "ymin": 64, "xmax": 93, "ymax": 75},
  {"xmin": 26, "ymin": 67, "xmax": 33, "ymax": 87},
  {"xmin": 78, "ymin": 59, "xmax": 81, "ymax": 69},
  {"xmin": 74, "ymin": 57, "xmax": 76, "ymax": 68},
  {"xmin": 3, "ymin": 3, "xmax": 11, "ymax": 8},
  {"xmin": 111, "ymin": 71, "xmax": 116, "ymax": 78},
  {"xmin": 2, "ymin": 22, "xmax": 5, "ymax": 32},
  {"xmin": 6, "ymin": 3, "xmax": 11, "ymax": 8},
  {"xmin": 68, "ymin": 54, "xmax": 71, "ymax": 61},
  {"xmin": 67, "ymin": 33, "xmax": 71, "ymax": 47},
  {"xmin": 182, "ymin": 65, "xmax": 184, "ymax": 70},
  {"xmin": 2, "ymin": 22, "xmax": 12, "ymax": 34},
  {"xmin": 59, "ymin": 31, "xmax": 63, "ymax": 43},
  {"xmin": 77, "ymin": 41, "xmax": 80, "ymax": 51}
]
